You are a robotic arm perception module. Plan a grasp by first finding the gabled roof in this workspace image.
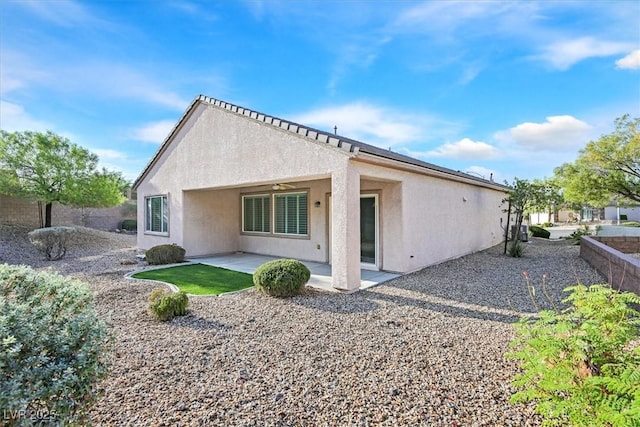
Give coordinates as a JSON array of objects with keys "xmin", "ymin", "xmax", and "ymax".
[{"xmin": 133, "ymin": 94, "xmax": 507, "ymax": 191}]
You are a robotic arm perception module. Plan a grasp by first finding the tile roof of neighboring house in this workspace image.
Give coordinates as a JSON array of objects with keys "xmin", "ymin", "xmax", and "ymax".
[{"xmin": 133, "ymin": 94, "xmax": 508, "ymax": 191}]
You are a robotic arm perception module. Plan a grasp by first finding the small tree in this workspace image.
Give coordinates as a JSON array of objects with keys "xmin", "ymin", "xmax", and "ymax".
[
  {"xmin": 0, "ymin": 130, "xmax": 127, "ymax": 227},
  {"xmin": 555, "ymin": 115, "xmax": 640, "ymax": 207},
  {"xmin": 504, "ymin": 178, "xmax": 535, "ymax": 243}
]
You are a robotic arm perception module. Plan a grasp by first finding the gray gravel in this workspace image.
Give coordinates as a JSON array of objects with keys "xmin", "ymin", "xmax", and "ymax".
[{"xmin": 0, "ymin": 225, "xmax": 606, "ymax": 426}]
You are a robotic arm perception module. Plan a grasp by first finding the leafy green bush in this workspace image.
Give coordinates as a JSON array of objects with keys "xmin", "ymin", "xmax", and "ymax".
[
  {"xmin": 567, "ymin": 224, "xmax": 594, "ymax": 244},
  {"xmin": 542, "ymin": 222, "xmax": 553, "ymax": 227},
  {"xmin": 120, "ymin": 219, "xmax": 137, "ymax": 231},
  {"xmin": 0, "ymin": 264, "xmax": 111, "ymax": 425},
  {"xmin": 253, "ymin": 259, "xmax": 310, "ymax": 297},
  {"xmin": 508, "ymin": 284, "xmax": 640, "ymax": 427},
  {"xmin": 148, "ymin": 288, "xmax": 189, "ymax": 321},
  {"xmin": 620, "ymin": 214, "xmax": 628, "ymax": 221},
  {"xmin": 28, "ymin": 226, "xmax": 76, "ymax": 260},
  {"xmin": 529, "ymin": 225, "xmax": 551, "ymax": 238},
  {"xmin": 507, "ymin": 239, "xmax": 524, "ymax": 257},
  {"xmin": 145, "ymin": 244, "xmax": 186, "ymax": 265}
]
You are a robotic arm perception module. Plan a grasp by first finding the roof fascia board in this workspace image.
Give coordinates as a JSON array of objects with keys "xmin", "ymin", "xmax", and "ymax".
[{"xmin": 355, "ymin": 152, "xmax": 509, "ymax": 192}]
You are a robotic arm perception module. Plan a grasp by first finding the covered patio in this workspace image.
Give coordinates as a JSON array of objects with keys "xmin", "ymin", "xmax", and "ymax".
[{"xmin": 190, "ymin": 253, "xmax": 400, "ymax": 293}]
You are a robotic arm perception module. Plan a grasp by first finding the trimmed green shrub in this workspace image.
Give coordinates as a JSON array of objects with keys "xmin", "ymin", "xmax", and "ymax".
[
  {"xmin": 542, "ymin": 222, "xmax": 553, "ymax": 227},
  {"xmin": 145, "ymin": 244, "xmax": 186, "ymax": 265},
  {"xmin": 620, "ymin": 214, "xmax": 628, "ymax": 221},
  {"xmin": 253, "ymin": 259, "xmax": 310, "ymax": 297},
  {"xmin": 120, "ymin": 219, "xmax": 137, "ymax": 231},
  {"xmin": 507, "ymin": 239, "xmax": 524, "ymax": 258},
  {"xmin": 508, "ymin": 284, "xmax": 640, "ymax": 426},
  {"xmin": 28, "ymin": 226, "xmax": 76, "ymax": 260},
  {"xmin": 0, "ymin": 264, "xmax": 111, "ymax": 425},
  {"xmin": 148, "ymin": 288, "xmax": 189, "ymax": 321},
  {"xmin": 529, "ymin": 225, "xmax": 551, "ymax": 238}
]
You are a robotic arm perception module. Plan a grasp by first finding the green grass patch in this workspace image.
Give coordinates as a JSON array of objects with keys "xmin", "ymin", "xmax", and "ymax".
[{"xmin": 132, "ymin": 263, "xmax": 254, "ymax": 295}]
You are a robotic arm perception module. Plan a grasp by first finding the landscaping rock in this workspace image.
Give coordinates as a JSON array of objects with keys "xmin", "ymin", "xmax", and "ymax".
[{"xmin": 0, "ymin": 224, "xmax": 606, "ymax": 426}]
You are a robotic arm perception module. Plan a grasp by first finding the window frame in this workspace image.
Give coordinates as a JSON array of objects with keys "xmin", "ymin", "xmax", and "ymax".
[
  {"xmin": 241, "ymin": 194, "xmax": 271, "ymax": 234},
  {"xmin": 240, "ymin": 190, "xmax": 310, "ymax": 239},
  {"xmin": 273, "ymin": 191, "xmax": 309, "ymax": 237},
  {"xmin": 145, "ymin": 194, "xmax": 169, "ymax": 235}
]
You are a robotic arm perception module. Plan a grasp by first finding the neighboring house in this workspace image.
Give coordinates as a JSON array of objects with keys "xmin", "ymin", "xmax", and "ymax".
[
  {"xmin": 604, "ymin": 204, "xmax": 640, "ymax": 222},
  {"xmin": 133, "ymin": 95, "xmax": 509, "ymax": 291}
]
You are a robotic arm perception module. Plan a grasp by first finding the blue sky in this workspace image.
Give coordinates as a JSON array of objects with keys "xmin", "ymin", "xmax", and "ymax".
[{"xmin": 1, "ymin": 1, "xmax": 639, "ymax": 183}]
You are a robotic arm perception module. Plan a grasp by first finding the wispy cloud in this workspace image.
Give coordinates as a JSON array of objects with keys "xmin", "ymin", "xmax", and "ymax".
[
  {"xmin": 92, "ymin": 148, "xmax": 129, "ymax": 161},
  {"xmin": 291, "ymin": 102, "xmax": 458, "ymax": 147},
  {"xmin": 131, "ymin": 120, "xmax": 176, "ymax": 144},
  {"xmin": 417, "ymin": 138, "xmax": 500, "ymax": 160},
  {"xmin": 534, "ymin": 37, "xmax": 634, "ymax": 71},
  {"xmin": 616, "ymin": 49, "xmax": 640, "ymax": 70},
  {"xmin": 17, "ymin": 0, "xmax": 103, "ymax": 29},
  {"xmin": 494, "ymin": 115, "xmax": 592, "ymax": 150},
  {"xmin": 0, "ymin": 101, "xmax": 51, "ymax": 132}
]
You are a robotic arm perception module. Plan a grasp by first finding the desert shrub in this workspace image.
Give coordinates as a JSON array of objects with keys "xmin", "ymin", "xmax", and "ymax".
[
  {"xmin": 0, "ymin": 264, "xmax": 111, "ymax": 425},
  {"xmin": 567, "ymin": 225, "xmax": 594, "ymax": 244},
  {"xmin": 27, "ymin": 226, "xmax": 76, "ymax": 260},
  {"xmin": 148, "ymin": 288, "xmax": 189, "ymax": 321},
  {"xmin": 529, "ymin": 225, "xmax": 551, "ymax": 239},
  {"xmin": 507, "ymin": 239, "xmax": 524, "ymax": 258},
  {"xmin": 509, "ymin": 284, "xmax": 640, "ymax": 427},
  {"xmin": 253, "ymin": 259, "xmax": 310, "ymax": 297},
  {"xmin": 120, "ymin": 219, "xmax": 137, "ymax": 231},
  {"xmin": 145, "ymin": 244, "xmax": 186, "ymax": 265}
]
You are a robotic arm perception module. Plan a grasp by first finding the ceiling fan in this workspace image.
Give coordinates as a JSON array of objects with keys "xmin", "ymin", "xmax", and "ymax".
[{"xmin": 271, "ymin": 183, "xmax": 296, "ymax": 190}]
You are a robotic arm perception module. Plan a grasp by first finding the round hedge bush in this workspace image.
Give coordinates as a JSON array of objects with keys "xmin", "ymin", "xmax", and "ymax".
[
  {"xmin": 253, "ymin": 259, "xmax": 311, "ymax": 297},
  {"xmin": 530, "ymin": 225, "xmax": 551, "ymax": 239},
  {"xmin": 145, "ymin": 244, "xmax": 186, "ymax": 265},
  {"xmin": 0, "ymin": 264, "xmax": 111, "ymax": 424}
]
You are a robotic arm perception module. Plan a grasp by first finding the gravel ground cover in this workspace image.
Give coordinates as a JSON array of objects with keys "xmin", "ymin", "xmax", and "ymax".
[{"xmin": 0, "ymin": 225, "xmax": 607, "ymax": 426}]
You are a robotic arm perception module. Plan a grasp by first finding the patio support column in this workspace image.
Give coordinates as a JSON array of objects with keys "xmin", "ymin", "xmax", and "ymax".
[{"xmin": 331, "ymin": 165, "xmax": 361, "ymax": 291}]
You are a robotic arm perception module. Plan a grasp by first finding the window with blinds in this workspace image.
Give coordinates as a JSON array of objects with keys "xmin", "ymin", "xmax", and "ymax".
[
  {"xmin": 145, "ymin": 195, "xmax": 168, "ymax": 234},
  {"xmin": 242, "ymin": 195, "xmax": 271, "ymax": 233},
  {"xmin": 274, "ymin": 192, "xmax": 308, "ymax": 235}
]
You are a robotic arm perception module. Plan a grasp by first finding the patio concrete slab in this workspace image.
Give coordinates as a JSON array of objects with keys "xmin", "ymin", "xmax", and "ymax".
[{"xmin": 189, "ymin": 253, "xmax": 400, "ymax": 292}]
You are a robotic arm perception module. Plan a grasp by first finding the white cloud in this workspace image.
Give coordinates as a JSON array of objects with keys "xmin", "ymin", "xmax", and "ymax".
[
  {"xmin": 92, "ymin": 148, "xmax": 128, "ymax": 161},
  {"xmin": 535, "ymin": 37, "xmax": 633, "ymax": 70},
  {"xmin": 616, "ymin": 49, "xmax": 640, "ymax": 70},
  {"xmin": 292, "ymin": 103, "xmax": 419, "ymax": 145},
  {"xmin": 0, "ymin": 101, "xmax": 50, "ymax": 132},
  {"xmin": 131, "ymin": 120, "xmax": 176, "ymax": 144},
  {"xmin": 494, "ymin": 115, "xmax": 592, "ymax": 150},
  {"xmin": 418, "ymin": 138, "xmax": 500, "ymax": 160}
]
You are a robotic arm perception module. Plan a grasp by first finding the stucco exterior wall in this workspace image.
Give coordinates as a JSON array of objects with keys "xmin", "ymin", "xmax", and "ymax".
[
  {"xmin": 137, "ymin": 103, "xmax": 351, "ymax": 252},
  {"xmin": 353, "ymin": 160, "xmax": 506, "ymax": 273}
]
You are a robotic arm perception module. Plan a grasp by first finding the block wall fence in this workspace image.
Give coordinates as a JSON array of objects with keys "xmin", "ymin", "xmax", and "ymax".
[
  {"xmin": 0, "ymin": 194, "xmax": 136, "ymax": 230},
  {"xmin": 580, "ymin": 236, "xmax": 640, "ymax": 294}
]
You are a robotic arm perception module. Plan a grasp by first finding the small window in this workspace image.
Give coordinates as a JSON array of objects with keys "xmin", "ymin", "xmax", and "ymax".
[
  {"xmin": 243, "ymin": 195, "xmax": 271, "ymax": 233},
  {"xmin": 145, "ymin": 195, "xmax": 168, "ymax": 234},
  {"xmin": 274, "ymin": 192, "xmax": 308, "ymax": 235}
]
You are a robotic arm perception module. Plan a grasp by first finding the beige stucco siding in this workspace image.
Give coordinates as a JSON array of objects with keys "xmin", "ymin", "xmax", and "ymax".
[
  {"xmin": 354, "ymin": 159, "xmax": 506, "ymax": 273},
  {"xmin": 137, "ymin": 103, "xmax": 351, "ymax": 253}
]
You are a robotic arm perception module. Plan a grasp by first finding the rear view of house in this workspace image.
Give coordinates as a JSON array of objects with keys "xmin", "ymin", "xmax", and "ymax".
[{"xmin": 133, "ymin": 95, "xmax": 508, "ymax": 291}]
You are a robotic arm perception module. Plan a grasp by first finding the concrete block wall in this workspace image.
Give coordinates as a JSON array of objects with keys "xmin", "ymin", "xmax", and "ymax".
[
  {"xmin": 580, "ymin": 236, "xmax": 640, "ymax": 294},
  {"xmin": 0, "ymin": 194, "xmax": 136, "ymax": 230}
]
